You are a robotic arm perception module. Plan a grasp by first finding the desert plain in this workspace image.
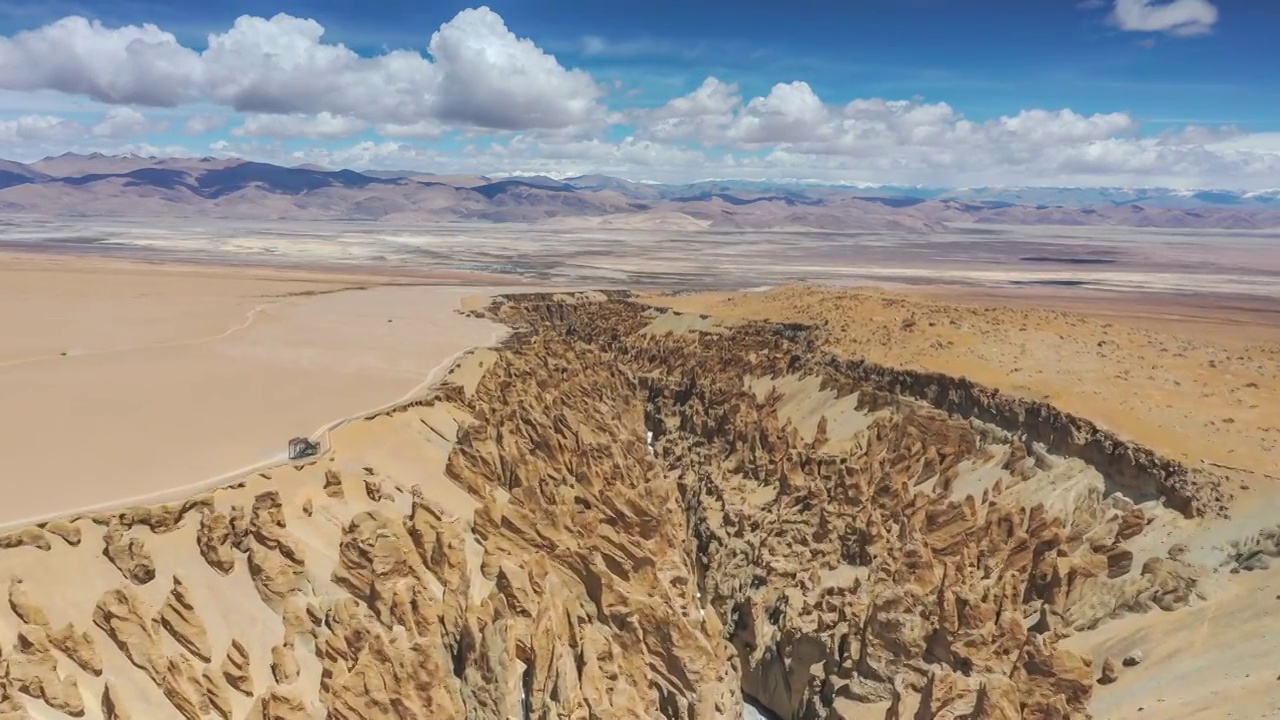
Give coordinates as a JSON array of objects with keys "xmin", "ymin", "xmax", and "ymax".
[
  {"xmin": 0, "ymin": 219, "xmax": 1277, "ymax": 720},
  {"xmin": 0, "ymin": 253, "xmax": 521, "ymax": 525}
]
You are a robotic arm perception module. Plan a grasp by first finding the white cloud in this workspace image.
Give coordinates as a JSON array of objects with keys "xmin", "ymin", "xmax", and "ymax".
[
  {"xmin": 645, "ymin": 80, "xmax": 1138, "ymax": 157},
  {"xmin": 0, "ymin": 114, "xmax": 85, "ymax": 142},
  {"xmin": 729, "ymin": 81, "xmax": 833, "ymax": 144},
  {"xmin": 211, "ymin": 139, "xmax": 452, "ymax": 172},
  {"xmin": 0, "ymin": 17, "xmax": 200, "ymax": 105},
  {"xmin": 375, "ymin": 121, "xmax": 446, "ymax": 139},
  {"xmin": 196, "ymin": 14, "xmax": 435, "ymax": 122},
  {"xmin": 0, "ymin": 113, "xmax": 191, "ymax": 161},
  {"xmin": 643, "ymin": 77, "xmax": 740, "ymax": 141},
  {"xmin": 233, "ymin": 112, "xmax": 368, "ymax": 140},
  {"xmin": 505, "ymin": 134, "xmax": 708, "ymax": 173},
  {"xmin": 91, "ymin": 107, "xmax": 163, "ymax": 138},
  {"xmin": 0, "ymin": 7, "xmax": 604, "ymax": 132},
  {"xmin": 0, "ymin": 4, "xmax": 1275, "ymax": 189},
  {"xmin": 428, "ymin": 8, "xmax": 604, "ymax": 130},
  {"xmin": 183, "ymin": 113, "xmax": 227, "ymax": 135},
  {"xmin": 629, "ymin": 78, "xmax": 1280, "ymax": 187},
  {"xmin": 1111, "ymin": 0, "xmax": 1219, "ymax": 36},
  {"xmin": 154, "ymin": 120, "xmax": 1280, "ymax": 189},
  {"xmin": 1205, "ymin": 132, "xmax": 1280, "ymax": 156}
]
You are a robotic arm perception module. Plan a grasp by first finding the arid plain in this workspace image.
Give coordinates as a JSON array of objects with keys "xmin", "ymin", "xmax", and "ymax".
[
  {"xmin": 0, "ymin": 220, "xmax": 1278, "ymax": 720},
  {"xmin": 0, "ymin": 253, "xmax": 526, "ymax": 525}
]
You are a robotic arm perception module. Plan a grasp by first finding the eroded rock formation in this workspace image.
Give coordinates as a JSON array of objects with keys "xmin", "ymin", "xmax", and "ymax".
[{"xmin": 0, "ymin": 292, "xmax": 1224, "ymax": 720}]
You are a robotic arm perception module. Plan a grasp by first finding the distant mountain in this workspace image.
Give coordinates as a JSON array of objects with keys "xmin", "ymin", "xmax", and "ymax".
[
  {"xmin": 935, "ymin": 185, "xmax": 1280, "ymax": 209},
  {"xmin": 487, "ymin": 174, "xmax": 572, "ymax": 189},
  {"xmin": 362, "ymin": 169, "xmax": 493, "ymax": 187},
  {"xmin": 0, "ymin": 154, "xmax": 1277, "ymax": 230}
]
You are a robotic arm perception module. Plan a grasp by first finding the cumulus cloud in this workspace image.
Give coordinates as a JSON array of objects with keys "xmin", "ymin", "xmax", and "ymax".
[
  {"xmin": 428, "ymin": 8, "xmax": 603, "ymax": 130},
  {"xmin": 643, "ymin": 77, "xmax": 740, "ymax": 141},
  {"xmin": 1, "ymin": 4, "xmax": 1275, "ymax": 189},
  {"xmin": 1205, "ymin": 132, "xmax": 1280, "ymax": 156},
  {"xmin": 91, "ymin": 107, "xmax": 164, "ymax": 138},
  {"xmin": 0, "ymin": 112, "xmax": 190, "ymax": 160},
  {"xmin": 504, "ymin": 134, "xmax": 708, "ymax": 173},
  {"xmin": 183, "ymin": 113, "xmax": 227, "ymax": 135},
  {"xmin": 628, "ymin": 77, "xmax": 1280, "ymax": 187},
  {"xmin": 1110, "ymin": 0, "xmax": 1219, "ymax": 36},
  {"xmin": 375, "ymin": 121, "xmax": 446, "ymax": 139},
  {"xmin": 645, "ymin": 80, "xmax": 1137, "ymax": 157},
  {"xmin": 0, "ymin": 17, "xmax": 200, "ymax": 105},
  {"xmin": 197, "ymin": 115, "xmax": 1280, "ymax": 189},
  {"xmin": 233, "ymin": 112, "xmax": 368, "ymax": 140},
  {"xmin": 0, "ymin": 114, "xmax": 85, "ymax": 143},
  {"xmin": 0, "ymin": 108, "xmax": 160, "ymax": 144},
  {"xmin": 0, "ymin": 7, "xmax": 603, "ymax": 132},
  {"xmin": 208, "ymin": 131, "xmax": 712, "ymax": 181},
  {"xmin": 729, "ymin": 82, "xmax": 833, "ymax": 144},
  {"xmin": 210, "ymin": 139, "xmax": 454, "ymax": 173}
]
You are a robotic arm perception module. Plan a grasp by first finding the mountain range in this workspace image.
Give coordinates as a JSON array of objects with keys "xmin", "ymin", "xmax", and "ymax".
[{"xmin": 1, "ymin": 153, "xmax": 1278, "ymax": 231}]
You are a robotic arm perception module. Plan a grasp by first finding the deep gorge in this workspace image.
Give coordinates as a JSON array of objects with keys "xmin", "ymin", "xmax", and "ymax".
[
  {"xmin": 455, "ymin": 291, "xmax": 1218, "ymax": 719},
  {"xmin": 0, "ymin": 290, "xmax": 1221, "ymax": 720}
]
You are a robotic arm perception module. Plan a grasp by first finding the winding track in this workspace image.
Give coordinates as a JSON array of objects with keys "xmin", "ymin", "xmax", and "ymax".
[
  {"xmin": 0, "ymin": 290, "xmax": 507, "ymax": 533},
  {"xmin": 0, "ymin": 298, "xmax": 288, "ymax": 370}
]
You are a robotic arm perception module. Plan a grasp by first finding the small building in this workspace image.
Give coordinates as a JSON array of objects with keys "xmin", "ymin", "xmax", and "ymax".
[{"xmin": 288, "ymin": 437, "xmax": 320, "ymax": 460}]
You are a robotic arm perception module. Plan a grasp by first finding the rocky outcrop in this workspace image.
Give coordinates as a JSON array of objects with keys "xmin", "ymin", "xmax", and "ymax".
[
  {"xmin": 48, "ymin": 625, "xmax": 102, "ymax": 677},
  {"xmin": 6, "ymin": 626, "xmax": 85, "ymax": 716},
  {"xmin": 221, "ymin": 640, "xmax": 254, "ymax": 698},
  {"xmin": 7, "ymin": 579, "xmax": 46, "ymax": 627},
  {"xmin": 160, "ymin": 655, "xmax": 211, "ymax": 720},
  {"xmin": 0, "ymin": 292, "xmax": 1223, "ymax": 719},
  {"xmin": 200, "ymin": 665, "xmax": 234, "ymax": 720},
  {"xmin": 1097, "ymin": 658, "xmax": 1118, "ymax": 685},
  {"xmin": 270, "ymin": 644, "xmax": 299, "ymax": 685},
  {"xmin": 821, "ymin": 355, "xmax": 1227, "ymax": 518},
  {"xmin": 474, "ymin": 293, "xmax": 1224, "ymax": 719},
  {"xmin": 92, "ymin": 587, "xmax": 164, "ymax": 682},
  {"xmin": 197, "ymin": 510, "xmax": 236, "ymax": 575},
  {"xmin": 8, "ymin": 578, "xmax": 102, "ymax": 678},
  {"xmin": 245, "ymin": 492, "xmax": 307, "ymax": 610},
  {"xmin": 102, "ymin": 525, "xmax": 156, "ymax": 585},
  {"xmin": 101, "ymin": 682, "xmax": 130, "ymax": 720},
  {"xmin": 323, "ymin": 469, "xmax": 345, "ymax": 499},
  {"xmin": 89, "ymin": 497, "xmax": 213, "ymax": 535},
  {"xmin": 245, "ymin": 688, "xmax": 309, "ymax": 720},
  {"xmin": 40, "ymin": 521, "xmax": 80, "ymax": 547},
  {"xmin": 159, "ymin": 577, "xmax": 212, "ymax": 663},
  {"xmin": 0, "ymin": 529, "xmax": 50, "ymax": 552}
]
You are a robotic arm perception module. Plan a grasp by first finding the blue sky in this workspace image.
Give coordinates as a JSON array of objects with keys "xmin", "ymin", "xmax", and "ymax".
[{"xmin": 0, "ymin": 0, "xmax": 1276, "ymax": 187}]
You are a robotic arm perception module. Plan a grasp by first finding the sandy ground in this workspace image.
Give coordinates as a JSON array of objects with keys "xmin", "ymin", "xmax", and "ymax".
[
  {"xmin": 9, "ymin": 218, "xmax": 1279, "ymax": 295},
  {"xmin": 0, "ymin": 349, "xmax": 503, "ymax": 720},
  {"xmin": 651, "ymin": 284, "xmax": 1280, "ymax": 483},
  {"xmin": 0, "ymin": 253, "xmax": 512, "ymax": 526},
  {"xmin": 1061, "ymin": 565, "xmax": 1280, "ymax": 719}
]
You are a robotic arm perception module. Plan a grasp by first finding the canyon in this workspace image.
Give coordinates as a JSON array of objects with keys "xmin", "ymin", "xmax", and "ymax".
[{"xmin": 0, "ymin": 289, "xmax": 1261, "ymax": 719}]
